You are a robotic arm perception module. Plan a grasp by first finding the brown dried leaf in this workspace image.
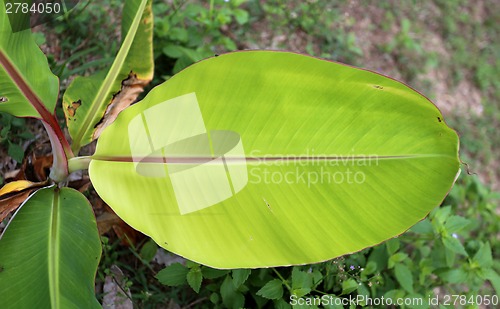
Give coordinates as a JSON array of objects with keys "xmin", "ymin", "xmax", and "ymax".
[
  {"xmin": 96, "ymin": 212, "xmax": 122, "ymax": 235},
  {"xmin": 93, "ymin": 71, "xmax": 150, "ymax": 139},
  {"xmin": 12, "ymin": 152, "xmax": 52, "ymax": 182},
  {"xmin": 0, "ymin": 190, "xmax": 32, "ymax": 222},
  {"xmin": 66, "ymin": 176, "xmax": 91, "ymax": 193},
  {"xmin": 112, "ymin": 222, "xmax": 143, "ymax": 246},
  {"xmin": 33, "ymin": 155, "xmax": 53, "ymax": 181},
  {"xmin": 76, "ymin": 179, "xmax": 92, "ymax": 193},
  {"xmin": 96, "ymin": 210, "xmax": 143, "ymax": 246},
  {"xmin": 0, "ymin": 180, "xmax": 48, "ymax": 222}
]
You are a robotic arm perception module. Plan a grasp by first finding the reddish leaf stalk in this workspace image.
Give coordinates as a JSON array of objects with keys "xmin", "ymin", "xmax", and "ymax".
[{"xmin": 0, "ymin": 51, "xmax": 73, "ymax": 182}]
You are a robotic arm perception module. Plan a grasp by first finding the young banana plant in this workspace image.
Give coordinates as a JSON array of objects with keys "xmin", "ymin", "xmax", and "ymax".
[{"xmin": 0, "ymin": 0, "xmax": 460, "ymax": 307}]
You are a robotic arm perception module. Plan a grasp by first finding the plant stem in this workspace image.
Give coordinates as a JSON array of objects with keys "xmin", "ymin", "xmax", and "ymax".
[
  {"xmin": 42, "ymin": 120, "xmax": 69, "ymax": 182},
  {"xmin": 209, "ymin": 0, "xmax": 214, "ymax": 22},
  {"xmin": 68, "ymin": 156, "xmax": 92, "ymax": 173},
  {"xmin": 272, "ymin": 268, "xmax": 292, "ymax": 291},
  {"xmin": 0, "ymin": 50, "xmax": 73, "ymax": 182},
  {"xmin": 44, "ymin": 112, "xmax": 74, "ymax": 159},
  {"xmin": 41, "ymin": 112, "xmax": 74, "ymax": 183}
]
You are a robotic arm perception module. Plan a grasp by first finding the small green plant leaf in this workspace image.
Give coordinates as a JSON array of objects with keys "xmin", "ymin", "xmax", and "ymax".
[
  {"xmin": 155, "ymin": 262, "xmax": 188, "ymax": 286},
  {"xmin": 311, "ymin": 269, "xmax": 323, "ymax": 288},
  {"xmin": 433, "ymin": 205, "xmax": 452, "ymax": 224},
  {"xmin": 409, "ymin": 218, "xmax": 433, "ymax": 234},
  {"xmin": 444, "ymin": 215, "xmax": 470, "ymax": 233},
  {"xmin": 186, "ymin": 260, "xmax": 199, "ymax": 269},
  {"xmin": 444, "ymin": 245, "xmax": 456, "ymax": 268},
  {"xmin": 139, "ymin": 238, "xmax": 158, "ymax": 262},
  {"xmin": 163, "ymin": 45, "xmax": 203, "ymax": 63},
  {"xmin": 472, "ymin": 242, "xmax": 492, "ymax": 269},
  {"xmin": 370, "ymin": 247, "xmax": 389, "ymax": 271},
  {"xmin": 293, "ymin": 288, "xmax": 312, "ymax": 298},
  {"xmin": 0, "ymin": 2, "xmax": 59, "ymax": 119},
  {"xmin": 232, "ymin": 269, "xmax": 251, "ymax": 288},
  {"xmin": 274, "ymin": 298, "xmax": 292, "ymax": 309},
  {"xmin": 440, "ymin": 268, "xmax": 467, "ymax": 284},
  {"xmin": 442, "ymin": 235, "xmax": 468, "ymax": 256},
  {"xmin": 63, "ymin": 0, "xmax": 154, "ymax": 153},
  {"xmin": 388, "ymin": 252, "xmax": 408, "ymax": 269},
  {"xmin": 233, "ymin": 9, "xmax": 249, "ymax": 25},
  {"xmin": 202, "ymin": 267, "xmax": 230, "ymax": 279},
  {"xmin": 291, "ymin": 267, "xmax": 313, "ymax": 297},
  {"xmin": 386, "ymin": 238, "xmax": 400, "ymax": 255},
  {"xmin": 394, "ymin": 263, "xmax": 414, "ymax": 294},
  {"xmin": 89, "ymin": 51, "xmax": 460, "ymax": 268},
  {"xmin": 162, "ymin": 45, "xmax": 184, "ymax": 58},
  {"xmin": 361, "ymin": 261, "xmax": 377, "ymax": 277},
  {"xmin": 341, "ymin": 278, "xmax": 358, "ymax": 295},
  {"xmin": 220, "ymin": 275, "xmax": 245, "ymax": 308},
  {"xmin": 209, "ymin": 292, "xmax": 220, "ymax": 305},
  {"xmin": 187, "ymin": 267, "xmax": 203, "ymax": 293},
  {"xmin": 256, "ymin": 279, "xmax": 284, "ymax": 300},
  {"xmin": 484, "ymin": 271, "xmax": 500, "ymax": 296},
  {"xmin": 7, "ymin": 141, "xmax": 23, "ymax": 162},
  {"xmin": 0, "ymin": 187, "xmax": 101, "ymax": 308}
]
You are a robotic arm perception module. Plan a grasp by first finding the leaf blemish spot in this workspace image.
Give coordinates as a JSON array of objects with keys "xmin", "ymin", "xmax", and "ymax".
[
  {"xmin": 67, "ymin": 100, "xmax": 82, "ymax": 117},
  {"xmin": 372, "ymin": 85, "xmax": 384, "ymax": 90},
  {"xmin": 0, "ymin": 96, "xmax": 7, "ymax": 103},
  {"xmin": 437, "ymin": 117, "xmax": 442, "ymax": 122}
]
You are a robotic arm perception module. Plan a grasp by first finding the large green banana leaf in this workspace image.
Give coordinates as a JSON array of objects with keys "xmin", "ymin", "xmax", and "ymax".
[
  {"xmin": 0, "ymin": 0, "xmax": 59, "ymax": 118},
  {"xmin": 63, "ymin": 0, "xmax": 153, "ymax": 153},
  {"xmin": 0, "ymin": 187, "xmax": 101, "ymax": 308},
  {"xmin": 89, "ymin": 51, "xmax": 460, "ymax": 268}
]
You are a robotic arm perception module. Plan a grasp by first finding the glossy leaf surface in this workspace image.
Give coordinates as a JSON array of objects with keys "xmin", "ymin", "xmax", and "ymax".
[
  {"xmin": 0, "ymin": 187, "xmax": 101, "ymax": 308},
  {"xmin": 0, "ymin": 1, "xmax": 59, "ymax": 118},
  {"xmin": 89, "ymin": 51, "xmax": 460, "ymax": 268}
]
